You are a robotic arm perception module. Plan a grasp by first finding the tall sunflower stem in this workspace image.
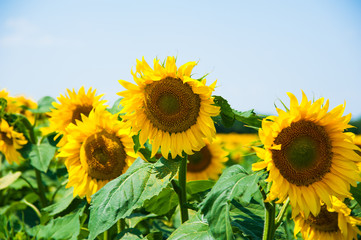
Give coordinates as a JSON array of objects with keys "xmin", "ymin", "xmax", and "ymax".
[
  {"xmin": 275, "ymin": 198, "xmax": 290, "ymax": 229},
  {"xmin": 263, "ymin": 201, "xmax": 276, "ymax": 240},
  {"xmin": 117, "ymin": 219, "xmax": 125, "ymax": 234},
  {"xmin": 35, "ymin": 169, "xmax": 48, "ymax": 208},
  {"xmin": 178, "ymin": 153, "xmax": 189, "ymax": 223},
  {"xmin": 103, "ymin": 229, "xmax": 108, "ymax": 240}
]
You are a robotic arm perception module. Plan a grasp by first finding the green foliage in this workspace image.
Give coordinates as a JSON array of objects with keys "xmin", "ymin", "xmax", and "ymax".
[
  {"xmin": 107, "ymin": 97, "xmax": 124, "ymax": 114},
  {"xmin": 27, "ymin": 141, "xmax": 57, "ymax": 173},
  {"xmin": 168, "ymin": 214, "xmax": 214, "ymax": 240},
  {"xmin": 351, "ymin": 182, "xmax": 361, "ymax": 207},
  {"xmin": 42, "ymin": 188, "xmax": 75, "ymax": 216},
  {"xmin": 31, "ymin": 96, "xmax": 56, "ymax": 114},
  {"xmin": 200, "ymin": 165, "xmax": 261, "ymax": 240},
  {"xmin": 0, "ymin": 171, "xmax": 21, "ymax": 190},
  {"xmin": 0, "ymin": 97, "xmax": 7, "ymax": 117},
  {"xmin": 35, "ymin": 205, "xmax": 85, "ymax": 240},
  {"xmin": 88, "ymin": 157, "xmax": 180, "ymax": 240},
  {"xmin": 144, "ymin": 187, "xmax": 178, "ymax": 216},
  {"xmin": 213, "ymin": 96, "xmax": 262, "ymax": 129}
]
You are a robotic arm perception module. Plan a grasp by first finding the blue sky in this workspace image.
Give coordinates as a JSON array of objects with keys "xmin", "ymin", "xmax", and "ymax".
[{"xmin": 1, "ymin": 0, "xmax": 361, "ymax": 119}]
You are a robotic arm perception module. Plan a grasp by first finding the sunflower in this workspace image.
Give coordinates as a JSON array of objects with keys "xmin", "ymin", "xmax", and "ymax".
[
  {"xmin": 7, "ymin": 95, "xmax": 38, "ymax": 124},
  {"xmin": 217, "ymin": 133, "xmax": 259, "ymax": 162},
  {"xmin": 252, "ymin": 91, "xmax": 361, "ymax": 218},
  {"xmin": 0, "ymin": 119, "xmax": 27, "ymax": 164},
  {"xmin": 48, "ymin": 87, "xmax": 107, "ymax": 146},
  {"xmin": 186, "ymin": 138, "xmax": 228, "ymax": 181},
  {"xmin": 118, "ymin": 56, "xmax": 219, "ymax": 159},
  {"xmin": 294, "ymin": 196, "xmax": 361, "ymax": 240},
  {"xmin": 57, "ymin": 107, "xmax": 136, "ymax": 202}
]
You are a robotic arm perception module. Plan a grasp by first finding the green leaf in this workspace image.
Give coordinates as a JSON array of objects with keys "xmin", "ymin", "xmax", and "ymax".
[
  {"xmin": 88, "ymin": 157, "xmax": 180, "ymax": 240},
  {"xmin": 107, "ymin": 98, "xmax": 123, "ymax": 114},
  {"xmin": 168, "ymin": 214, "xmax": 214, "ymax": 240},
  {"xmin": 0, "ymin": 97, "xmax": 7, "ymax": 117},
  {"xmin": 31, "ymin": 96, "xmax": 56, "ymax": 114},
  {"xmin": 117, "ymin": 228, "xmax": 143, "ymax": 240},
  {"xmin": 230, "ymin": 198, "xmax": 264, "ymax": 239},
  {"xmin": 0, "ymin": 171, "xmax": 21, "ymax": 190},
  {"xmin": 36, "ymin": 206, "xmax": 84, "ymax": 240},
  {"xmin": 213, "ymin": 96, "xmax": 235, "ymax": 127},
  {"xmin": 144, "ymin": 187, "xmax": 178, "ymax": 216},
  {"xmin": 28, "ymin": 142, "xmax": 57, "ymax": 173},
  {"xmin": 144, "ymin": 232, "xmax": 163, "ymax": 240},
  {"xmin": 186, "ymin": 180, "xmax": 215, "ymax": 195},
  {"xmin": 233, "ymin": 109, "xmax": 262, "ymax": 128},
  {"xmin": 200, "ymin": 165, "xmax": 261, "ymax": 240},
  {"xmin": 42, "ymin": 188, "xmax": 74, "ymax": 216},
  {"xmin": 351, "ymin": 182, "xmax": 361, "ymax": 207}
]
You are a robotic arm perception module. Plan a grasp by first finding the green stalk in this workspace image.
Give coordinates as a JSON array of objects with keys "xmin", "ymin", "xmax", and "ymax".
[
  {"xmin": 263, "ymin": 201, "xmax": 276, "ymax": 240},
  {"xmin": 259, "ymin": 183, "xmax": 276, "ymax": 240},
  {"xmin": 178, "ymin": 154, "xmax": 189, "ymax": 223},
  {"xmin": 35, "ymin": 169, "xmax": 48, "ymax": 208},
  {"xmin": 275, "ymin": 198, "xmax": 290, "ymax": 229},
  {"xmin": 103, "ymin": 230, "xmax": 108, "ymax": 240},
  {"xmin": 117, "ymin": 219, "xmax": 125, "ymax": 234}
]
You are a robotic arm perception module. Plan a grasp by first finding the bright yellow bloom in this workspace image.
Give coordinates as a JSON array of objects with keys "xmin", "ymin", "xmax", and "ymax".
[
  {"xmin": 217, "ymin": 133, "xmax": 259, "ymax": 162},
  {"xmin": 294, "ymin": 196, "xmax": 361, "ymax": 240},
  {"xmin": 0, "ymin": 119, "xmax": 27, "ymax": 164},
  {"xmin": 0, "ymin": 89, "xmax": 37, "ymax": 124},
  {"xmin": 252, "ymin": 91, "xmax": 361, "ymax": 218},
  {"xmin": 58, "ymin": 107, "xmax": 136, "ymax": 202},
  {"xmin": 48, "ymin": 87, "xmax": 107, "ymax": 146},
  {"xmin": 186, "ymin": 138, "xmax": 228, "ymax": 181},
  {"xmin": 118, "ymin": 56, "xmax": 219, "ymax": 159}
]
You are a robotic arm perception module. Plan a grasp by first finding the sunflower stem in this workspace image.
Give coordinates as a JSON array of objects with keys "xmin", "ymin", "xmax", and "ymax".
[
  {"xmin": 117, "ymin": 219, "xmax": 125, "ymax": 234},
  {"xmin": 275, "ymin": 197, "xmax": 290, "ymax": 229},
  {"xmin": 259, "ymin": 183, "xmax": 276, "ymax": 240},
  {"xmin": 263, "ymin": 201, "xmax": 276, "ymax": 240},
  {"xmin": 178, "ymin": 153, "xmax": 189, "ymax": 223},
  {"xmin": 103, "ymin": 230, "xmax": 108, "ymax": 240},
  {"xmin": 35, "ymin": 169, "xmax": 48, "ymax": 208}
]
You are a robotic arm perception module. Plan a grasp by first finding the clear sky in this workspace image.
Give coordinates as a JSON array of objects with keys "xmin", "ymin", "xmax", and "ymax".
[{"xmin": 1, "ymin": 0, "xmax": 361, "ymax": 119}]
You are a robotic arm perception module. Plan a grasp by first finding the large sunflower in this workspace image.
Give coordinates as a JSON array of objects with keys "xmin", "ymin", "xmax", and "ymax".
[
  {"xmin": 186, "ymin": 138, "xmax": 228, "ymax": 181},
  {"xmin": 252, "ymin": 91, "xmax": 361, "ymax": 218},
  {"xmin": 118, "ymin": 56, "xmax": 219, "ymax": 159},
  {"xmin": 294, "ymin": 196, "xmax": 361, "ymax": 240},
  {"xmin": 58, "ymin": 107, "xmax": 136, "ymax": 202},
  {"xmin": 0, "ymin": 119, "xmax": 27, "ymax": 164},
  {"xmin": 48, "ymin": 87, "xmax": 107, "ymax": 146}
]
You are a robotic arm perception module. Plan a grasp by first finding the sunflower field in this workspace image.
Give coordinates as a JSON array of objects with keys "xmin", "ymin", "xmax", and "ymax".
[{"xmin": 1, "ymin": 56, "xmax": 361, "ymax": 240}]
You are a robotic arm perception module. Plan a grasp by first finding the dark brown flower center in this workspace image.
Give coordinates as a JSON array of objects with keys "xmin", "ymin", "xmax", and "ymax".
[
  {"xmin": 71, "ymin": 105, "xmax": 93, "ymax": 124},
  {"xmin": 271, "ymin": 120, "xmax": 333, "ymax": 186},
  {"xmin": 144, "ymin": 77, "xmax": 201, "ymax": 133},
  {"xmin": 80, "ymin": 130, "xmax": 127, "ymax": 180},
  {"xmin": 187, "ymin": 146, "xmax": 212, "ymax": 172},
  {"xmin": 306, "ymin": 205, "xmax": 339, "ymax": 232}
]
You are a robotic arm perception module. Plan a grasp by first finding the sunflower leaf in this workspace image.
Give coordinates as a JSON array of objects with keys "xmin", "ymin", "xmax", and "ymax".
[
  {"xmin": 28, "ymin": 141, "xmax": 57, "ymax": 173},
  {"xmin": 168, "ymin": 213, "xmax": 214, "ymax": 240},
  {"xmin": 88, "ymin": 157, "xmax": 180, "ymax": 240},
  {"xmin": 350, "ymin": 183, "xmax": 361, "ymax": 207},
  {"xmin": 233, "ymin": 109, "xmax": 262, "ymax": 128},
  {"xmin": 35, "ymin": 204, "xmax": 85, "ymax": 240},
  {"xmin": 199, "ymin": 165, "xmax": 261, "ymax": 240},
  {"xmin": 107, "ymin": 97, "xmax": 124, "ymax": 115},
  {"xmin": 0, "ymin": 171, "xmax": 22, "ymax": 190},
  {"xmin": 213, "ymin": 96, "xmax": 235, "ymax": 127},
  {"xmin": 31, "ymin": 96, "xmax": 56, "ymax": 114}
]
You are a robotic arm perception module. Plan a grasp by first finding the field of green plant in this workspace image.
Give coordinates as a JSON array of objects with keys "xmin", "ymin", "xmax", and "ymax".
[{"xmin": 1, "ymin": 56, "xmax": 361, "ymax": 240}]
